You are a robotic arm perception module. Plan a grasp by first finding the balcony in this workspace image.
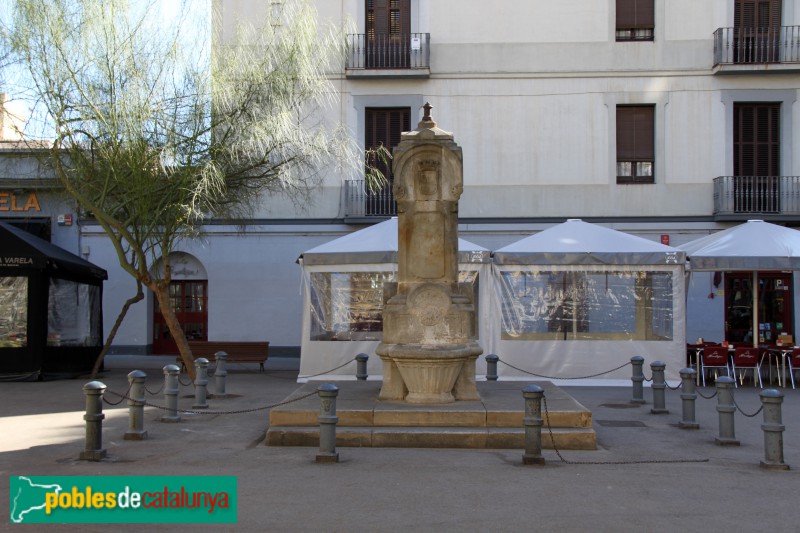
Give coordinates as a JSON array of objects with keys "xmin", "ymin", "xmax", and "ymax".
[
  {"xmin": 345, "ymin": 33, "xmax": 430, "ymax": 78},
  {"xmin": 713, "ymin": 26, "xmax": 800, "ymax": 73},
  {"xmin": 713, "ymin": 176, "xmax": 800, "ymax": 220},
  {"xmin": 344, "ymin": 179, "xmax": 396, "ymax": 221}
]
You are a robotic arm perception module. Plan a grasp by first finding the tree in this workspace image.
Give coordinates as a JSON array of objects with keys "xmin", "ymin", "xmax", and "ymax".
[{"xmin": 2, "ymin": 0, "xmax": 383, "ymax": 378}]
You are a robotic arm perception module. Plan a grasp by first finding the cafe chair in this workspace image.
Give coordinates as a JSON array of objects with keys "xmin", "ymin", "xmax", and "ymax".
[
  {"xmin": 700, "ymin": 346, "xmax": 732, "ymax": 387},
  {"xmin": 789, "ymin": 348, "xmax": 800, "ymax": 390},
  {"xmin": 731, "ymin": 346, "xmax": 763, "ymax": 388}
]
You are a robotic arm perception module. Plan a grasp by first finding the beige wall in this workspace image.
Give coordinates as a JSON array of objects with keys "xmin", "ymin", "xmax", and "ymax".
[{"xmin": 218, "ymin": 0, "xmax": 800, "ymax": 219}]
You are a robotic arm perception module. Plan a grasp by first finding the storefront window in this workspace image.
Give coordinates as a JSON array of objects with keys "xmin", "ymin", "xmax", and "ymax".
[
  {"xmin": 309, "ymin": 270, "xmax": 480, "ymax": 341},
  {"xmin": 47, "ymin": 278, "xmax": 103, "ymax": 347},
  {"xmin": 497, "ymin": 268, "xmax": 673, "ymax": 341},
  {"xmin": 0, "ymin": 277, "xmax": 28, "ymax": 348}
]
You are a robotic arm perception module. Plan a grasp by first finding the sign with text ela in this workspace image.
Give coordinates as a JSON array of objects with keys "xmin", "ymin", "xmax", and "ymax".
[{"xmin": 9, "ymin": 475, "xmax": 237, "ymax": 524}]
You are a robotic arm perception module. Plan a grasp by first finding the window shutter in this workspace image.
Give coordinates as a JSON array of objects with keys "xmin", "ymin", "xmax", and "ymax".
[
  {"xmin": 366, "ymin": 108, "xmax": 410, "ymax": 179},
  {"xmin": 616, "ymin": 0, "xmax": 654, "ymax": 29},
  {"xmin": 371, "ymin": 0, "xmax": 388, "ymax": 36},
  {"xmin": 734, "ymin": 103, "xmax": 780, "ymax": 176},
  {"xmin": 617, "ymin": 106, "xmax": 654, "ymax": 161},
  {"xmin": 735, "ymin": 0, "xmax": 781, "ymax": 29},
  {"xmin": 769, "ymin": 0, "xmax": 782, "ymax": 29},
  {"xmin": 399, "ymin": 0, "xmax": 410, "ymax": 36}
]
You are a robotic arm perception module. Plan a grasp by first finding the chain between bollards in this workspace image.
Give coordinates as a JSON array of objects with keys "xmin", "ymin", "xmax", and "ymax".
[{"xmin": 316, "ymin": 384, "xmax": 339, "ymax": 463}]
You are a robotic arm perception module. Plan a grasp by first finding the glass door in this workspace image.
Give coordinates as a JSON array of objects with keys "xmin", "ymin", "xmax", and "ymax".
[
  {"xmin": 152, "ymin": 280, "xmax": 208, "ymax": 354},
  {"xmin": 725, "ymin": 272, "xmax": 792, "ymax": 344}
]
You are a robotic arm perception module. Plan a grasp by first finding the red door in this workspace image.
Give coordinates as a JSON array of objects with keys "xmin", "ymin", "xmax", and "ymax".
[
  {"xmin": 725, "ymin": 272, "xmax": 792, "ymax": 344},
  {"xmin": 152, "ymin": 280, "xmax": 208, "ymax": 354}
]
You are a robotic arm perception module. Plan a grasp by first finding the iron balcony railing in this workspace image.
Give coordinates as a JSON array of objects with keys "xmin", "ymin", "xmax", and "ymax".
[
  {"xmin": 346, "ymin": 33, "xmax": 430, "ymax": 70},
  {"xmin": 714, "ymin": 26, "xmax": 800, "ymax": 65},
  {"xmin": 344, "ymin": 179, "xmax": 397, "ymax": 218},
  {"xmin": 713, "ymin": 176, "xmax": 800, "ymax": 216}
]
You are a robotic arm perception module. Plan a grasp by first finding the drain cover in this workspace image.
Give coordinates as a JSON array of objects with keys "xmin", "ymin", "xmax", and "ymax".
[{"xmin": 596, "ymin": 420, "xmax": 647, "ymax": 428}]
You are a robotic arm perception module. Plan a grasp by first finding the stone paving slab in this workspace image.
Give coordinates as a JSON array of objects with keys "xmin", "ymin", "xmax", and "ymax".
[{"xmin": 1, "ymin": 355, "xmax": 799, "ymax": 532}]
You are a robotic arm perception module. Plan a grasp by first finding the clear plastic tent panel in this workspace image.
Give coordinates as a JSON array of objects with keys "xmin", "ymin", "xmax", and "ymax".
[
  {"xmin": 496, "ymin": 266, "xmax": 673, "ymax": 341},
  {"xmin": 0, "ymin": 277, "xmax": 28, "ymax": 348},
  {"xmin": 47, "ymin": 279, "xmax": 103, "ymax": 347},
  {"xmin": 309, "ymin": 270, "xmax": 479, "ymax": 341}
]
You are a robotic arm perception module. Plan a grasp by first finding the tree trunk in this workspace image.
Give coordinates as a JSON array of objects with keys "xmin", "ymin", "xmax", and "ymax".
[
  {"xmin": 152, "ymin": 282, "xmax": 197, "ymax": 380},
  {"xmin": 90, "ymin": 283, "xmax": 144, "ymax": 378}
]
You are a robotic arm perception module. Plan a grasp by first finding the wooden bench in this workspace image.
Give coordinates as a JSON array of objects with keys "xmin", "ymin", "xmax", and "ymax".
[{"xmin": 179, "ymin": 341, "xmax": 270, "ymax": 372}]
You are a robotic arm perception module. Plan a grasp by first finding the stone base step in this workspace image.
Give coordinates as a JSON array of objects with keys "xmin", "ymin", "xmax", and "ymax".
[
  {"xmin": 267, "ymin": 380, "xmax": 597, "ymax": 450},
  {"xmin": 266, "ymin": 425, "xmax": 597, "ymax": 450}
]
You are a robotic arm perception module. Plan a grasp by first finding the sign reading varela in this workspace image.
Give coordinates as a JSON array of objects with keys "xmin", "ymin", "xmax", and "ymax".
[
  {"xmin": 0, "ymin": 192, "xmax": 40, "ymax": 212},
  {"xmin": 9, "ymin": 476, "xmax": 237, "ymax": 524}
]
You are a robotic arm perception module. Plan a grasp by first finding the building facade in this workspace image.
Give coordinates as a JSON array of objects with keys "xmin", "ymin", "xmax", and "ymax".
[{"xmin": 3, "ymin": 0, "xmax": 799, "ymax": 356}]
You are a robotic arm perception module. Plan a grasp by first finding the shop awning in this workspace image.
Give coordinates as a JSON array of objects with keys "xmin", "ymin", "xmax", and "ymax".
[{"xmin": 0, "ymin": 221, "xmax": 107, "ymax": 280}]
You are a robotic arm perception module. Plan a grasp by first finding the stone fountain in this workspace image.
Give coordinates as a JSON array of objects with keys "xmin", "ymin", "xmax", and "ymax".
[{"xmin": 375, "ymin": 103, "xmax": 483, "ymax": 404}]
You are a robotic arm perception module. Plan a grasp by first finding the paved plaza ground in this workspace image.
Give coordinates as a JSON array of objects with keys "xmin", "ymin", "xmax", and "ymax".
[{"xmin": 1, "ymin": 355, "xmax": 798, "ymax": 532}]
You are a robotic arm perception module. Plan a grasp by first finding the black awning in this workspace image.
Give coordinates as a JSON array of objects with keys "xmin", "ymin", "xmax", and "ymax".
[{"xmin": 0, "ymin": 221, "xmax": 107, "ymax": 280}]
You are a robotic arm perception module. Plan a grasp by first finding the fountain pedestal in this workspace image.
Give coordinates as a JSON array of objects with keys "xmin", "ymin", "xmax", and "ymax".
[{"xmin": 376, "ymin": 104, "xmax": 481, "ymax": 404}]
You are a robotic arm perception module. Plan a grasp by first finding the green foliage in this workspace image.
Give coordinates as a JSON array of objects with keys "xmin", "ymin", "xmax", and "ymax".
[{"xmin": 2, "ymin": 0, "xmax": 373, "ymax": 278}]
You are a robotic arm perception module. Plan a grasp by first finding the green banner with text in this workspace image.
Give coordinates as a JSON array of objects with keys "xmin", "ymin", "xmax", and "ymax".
[{"xmin": 9, "ymin": 476, "xmax": 237, "ymax": 524}]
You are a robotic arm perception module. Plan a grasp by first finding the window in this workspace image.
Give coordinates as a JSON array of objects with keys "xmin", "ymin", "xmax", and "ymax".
[
  {"xmin": 734, "ymin": 0, "xmax": 782, "ymax": 63},
  {"xmin": 616, "ymin": 0, "xmax": 654, "ymax": 41},
  {"xmin": 366, "ymin": 0, "xmax": 411, "ymax": 68},
  {"xmin": 0, "ymin": 277, "xmax": 27, "ymax": 348},
  {"xmin": 309, "ymin": 270, "xmax": 480, "ymax": 341},
  {"xmin": 733, "ymin": 102, "xmax": 780, "ymax": 212},
  {"xmin": 152, "ymin": 280, "xmax": 208, "ymax": 354},
  {"xmin": 497, "ymin": 268, "xmax": 674, "ymax": 341},
  {"xmin": 734, "ymin": 103, "xmax": 780, "ymax": 176},
  {"xmin": 616, "ymin": 105, "xmax": 655, "ymax": 184},
  {"xmin": 364, "ymin": 107, "xmax": 410, "ymax": 215}
]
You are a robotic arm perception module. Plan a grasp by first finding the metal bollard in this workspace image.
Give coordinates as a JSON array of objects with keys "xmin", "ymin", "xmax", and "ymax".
[
  {"xmin": 522, "ymin": 385, "xmax": 545, "ymax": 465},
  {"xmin": 214, "ymin": 351, "xmax": 229, "ymax": 398},
  {"xmin": 161, "ymin": 364, "xmax": 181, "ymax": 423},
  {"xmin": 316, "ymin": 384, "xmax": 339, "ymax": 463},
  {"xmin": 485, "ymin": 354, "xmax": 499, "ymax": 381},
  {"xmin": 714, "ymin": 376, "xmax": 739, "ymax": 446},
  {"xmin": 80, "ymin": 381, "xmax": 107, "ymax": 461},
  {"xmin": 192, "ymin": 358, "xmax": 210, "ymax": 409},
  {"xmin": 355, "ymin": 353, "xmax": 369, "ymax": 381},
  {"xmin": 759, "ymin": 389, "xmax": 790, "ymax": 470},
  {"xmin": 650, "ymin": 361, "xmax": 668, "ymax": 414},
  {"xmin": 124, "ymin": 370, "xmax": 148, "ymax": 440},
  {"xmin": 630, "ymin": 356, "xmax": 645, "ymax": 404},
  {"xmin": 678, "ymin": 368, "xmax": 699, "ymax": 429}
]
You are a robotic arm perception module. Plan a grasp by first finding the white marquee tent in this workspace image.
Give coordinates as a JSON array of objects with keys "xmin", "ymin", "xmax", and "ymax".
[
  {"xmin": 491, "ymin": 219, "xmax": 686, "ymax": 384},
  {"xmin": 678, "ymin": 219, "xmax": 800, "ymax": 346},
  {"xmin": 297, "ymin": 218, "xmax": 492, "ymax": 381}
]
